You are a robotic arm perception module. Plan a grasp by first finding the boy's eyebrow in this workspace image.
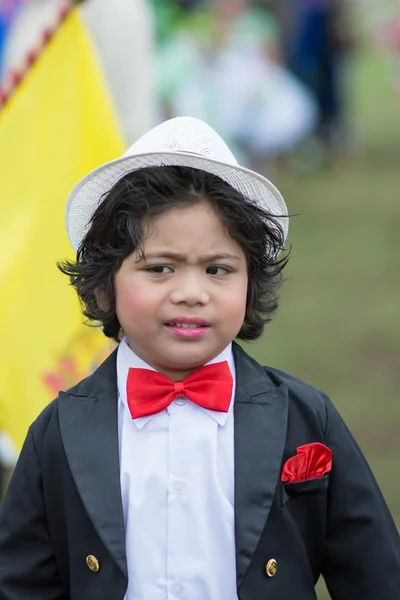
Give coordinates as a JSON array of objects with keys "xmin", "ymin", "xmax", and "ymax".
[{"xmin": 138, "ymin": 251, "xmax": 242, "ymax": 262}]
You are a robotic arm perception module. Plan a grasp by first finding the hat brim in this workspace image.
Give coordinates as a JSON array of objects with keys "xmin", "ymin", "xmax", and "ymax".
[{"xmin": 66, "ymin": 150, "xmax": 288, "ymax": 252}]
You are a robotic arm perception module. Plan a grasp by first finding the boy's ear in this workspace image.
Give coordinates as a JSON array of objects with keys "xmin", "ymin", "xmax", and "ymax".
[{"xmin": 94, "ymin": 288, "xmax": 110, "ymax": 312}]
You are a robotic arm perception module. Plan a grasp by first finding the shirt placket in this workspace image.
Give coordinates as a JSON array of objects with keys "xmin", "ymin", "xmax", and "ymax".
[{"xmin": 167, "ymin": 398, "xmax": 187, "ymax": 599}]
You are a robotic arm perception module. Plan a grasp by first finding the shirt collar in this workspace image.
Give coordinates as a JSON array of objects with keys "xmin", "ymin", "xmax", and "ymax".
[{"xmin": 117, "ymin": 337, "xmax": 235, "ymax": 429}]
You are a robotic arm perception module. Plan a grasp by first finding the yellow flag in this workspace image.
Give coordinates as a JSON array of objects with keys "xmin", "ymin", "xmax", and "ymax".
[{"xmin": 0, "ymin": 9, "xmax": 125, "ymax": 451}]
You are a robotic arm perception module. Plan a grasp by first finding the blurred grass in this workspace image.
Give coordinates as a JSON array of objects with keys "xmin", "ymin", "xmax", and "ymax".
[{"xmin": 243, "ymin": 39, "xmax": 400, "ymax": 598}]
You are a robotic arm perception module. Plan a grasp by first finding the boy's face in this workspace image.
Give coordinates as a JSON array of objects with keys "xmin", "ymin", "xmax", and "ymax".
[{"xmin": 114, "ymin": 201, "xmax": 248, "ymax": 380}]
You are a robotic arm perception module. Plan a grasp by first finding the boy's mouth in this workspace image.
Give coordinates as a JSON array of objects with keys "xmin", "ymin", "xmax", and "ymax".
[
  {"xmin": 165, "ymin": 318, "xmax": 210, "ymax": 329},
  {"xmin": 164, "ymin": 318, "xmax": 211, "ymax": 338}
]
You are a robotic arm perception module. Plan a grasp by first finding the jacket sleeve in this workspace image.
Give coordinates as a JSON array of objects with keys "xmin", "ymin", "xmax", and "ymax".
[
  {"xmin": 321, "ymin": 395, "xmax": 400, "ymax": 599},
  {"xmin": 0, "ymin": 425, "xmax": 66, "ymax": 599}
]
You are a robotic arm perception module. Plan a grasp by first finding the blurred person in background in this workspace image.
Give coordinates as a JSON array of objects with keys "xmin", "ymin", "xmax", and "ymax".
[
  {"xmin": 149, "ymin": 0, "xmax": 202, "ymax": 44},
  {"xmin": 270, "ymin": 0, "xmax": 356, "ymax": 162},
  {"xmin": 1, "ymin": 0, "xmax": 157, "ymax": 143},
  {"xmin": 156, "ymin": 0, "xmax": 317, "ymax": 170},
  {"xmin": 374, "ymin": 5, "xmax": 400, "ymax": 102}
]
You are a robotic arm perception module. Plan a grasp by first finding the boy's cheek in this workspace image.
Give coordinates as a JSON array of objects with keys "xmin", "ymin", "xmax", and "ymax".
[
  {"xmin": 115, "ymin": 286, "xmax": 154, "ymax": 320},
  {"xmin": 232, "ymin": 279, "xmax": 248, "ymax": 311},
  {"xmin": 117, "ymin": 292, "xmax": 149, "ymax": 314},
  {"xmin": 220, "ymin": 290, "xmax": 247, "ymax": 323}
]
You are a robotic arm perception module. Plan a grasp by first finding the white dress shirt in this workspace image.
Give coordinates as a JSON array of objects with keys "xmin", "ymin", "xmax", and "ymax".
[{"xmin": 117, "ymin": 338, "xmax": 239, "ymax": 600}]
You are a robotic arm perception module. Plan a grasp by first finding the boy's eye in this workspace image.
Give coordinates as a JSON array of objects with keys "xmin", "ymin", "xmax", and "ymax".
[
  {"xmin": 146, "ymin": 265, "xmax": 173, "ymax": 274},
  {"xmin": 207, "ymin": 265, "xmax": 231, "ymax": 275}
]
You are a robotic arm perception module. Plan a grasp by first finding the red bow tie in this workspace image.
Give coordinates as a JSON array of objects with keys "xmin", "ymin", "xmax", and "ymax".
[{"xmin": 126, "ymin": 361, "xmax": 233, "ymax": 419}]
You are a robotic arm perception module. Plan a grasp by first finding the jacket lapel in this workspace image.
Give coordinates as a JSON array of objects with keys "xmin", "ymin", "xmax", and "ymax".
[
  {"xmin": 233, "ymin": 343, "xmax": 289, "ymax": 587},
  {"xmin": 58, "ymin": 349, "xmax": 127, "ymax": 578}
]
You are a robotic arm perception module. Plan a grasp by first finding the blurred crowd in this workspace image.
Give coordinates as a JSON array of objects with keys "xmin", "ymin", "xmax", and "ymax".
[
  {"xmin": 1, "ymin": 0, "xmax": 360, "ymax": 169},
  {"xmin": 1, "ymin": 0, "xmax": 399, "ymax": 171},
  {"xmin": 153, "ymin": 0, "xmax": 357, "ymax": 169}
]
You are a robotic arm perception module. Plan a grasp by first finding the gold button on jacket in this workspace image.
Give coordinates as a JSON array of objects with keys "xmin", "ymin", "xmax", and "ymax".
[
  {"xmin": 265, "ymin": 558, "xmax": 278, "ymax": 577},
  {"xmin": 86, "ymin": 555, "xmax": 100, "ymax": 573}
]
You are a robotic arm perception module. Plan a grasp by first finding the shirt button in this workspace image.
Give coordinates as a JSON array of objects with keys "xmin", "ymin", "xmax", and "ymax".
[
  {"xmin": 173, "ymin": 481, "xmax": 184, "ymax": 493},
  {"xmin": 172, "ymin": 582, "xmax": 182, "ymax": 596},
  {"xmin": 174, "ymin": 397, "xmax": 187, "ymax": 406}
]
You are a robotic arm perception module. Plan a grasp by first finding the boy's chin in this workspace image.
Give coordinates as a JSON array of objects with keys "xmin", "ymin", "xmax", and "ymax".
[{"xmin": 160, "ymin": 348, "xmax": 222, "ymax": 371}]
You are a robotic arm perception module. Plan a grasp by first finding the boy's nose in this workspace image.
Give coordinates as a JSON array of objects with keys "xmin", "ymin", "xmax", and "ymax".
[{"xmin": 170, "ymin": 276, "xmax": 210, "ymax": 306}]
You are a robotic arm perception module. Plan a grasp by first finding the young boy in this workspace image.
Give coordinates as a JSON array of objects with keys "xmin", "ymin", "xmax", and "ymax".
[{"xmin": 0, "ymin": 117, "xmax": 398, "ymax": 599}]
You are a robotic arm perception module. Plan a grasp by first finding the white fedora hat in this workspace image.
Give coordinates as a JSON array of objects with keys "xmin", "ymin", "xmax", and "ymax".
[{"xmin": 66, "ymin": 116, "xmax": 288, "ymax": 252}]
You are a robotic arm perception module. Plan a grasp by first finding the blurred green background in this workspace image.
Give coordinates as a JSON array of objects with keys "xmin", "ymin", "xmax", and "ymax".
[{"xmin": 244, "ymin": 37, "xmax": 400, "ymax": 598}]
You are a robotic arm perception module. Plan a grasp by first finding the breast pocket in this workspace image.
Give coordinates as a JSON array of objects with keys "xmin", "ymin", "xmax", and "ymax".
[{"xmin": 281, "ymin": 474, "xmax": 329, "ymax": 506}]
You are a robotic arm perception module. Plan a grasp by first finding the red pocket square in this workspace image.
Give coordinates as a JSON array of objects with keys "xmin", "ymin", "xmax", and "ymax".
[{"xmin": 281, "ymin": 442, "xmax": 332, "ymax": 483}]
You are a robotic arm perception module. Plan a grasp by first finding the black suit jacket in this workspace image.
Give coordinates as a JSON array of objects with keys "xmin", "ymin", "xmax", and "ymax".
[{"xmin": 0, "ymin": 344, "xmax": 399, "ymax": 599}]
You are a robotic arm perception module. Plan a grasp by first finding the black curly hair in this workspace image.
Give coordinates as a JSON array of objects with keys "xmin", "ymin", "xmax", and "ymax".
[{"xmin": 58, "ymin": 166, "xmax": 289, "ymax": 342}]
